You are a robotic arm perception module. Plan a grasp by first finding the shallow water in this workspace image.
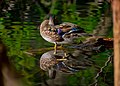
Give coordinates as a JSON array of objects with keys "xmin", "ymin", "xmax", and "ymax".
[{"xmin": 0, "ymin": 0, "xmax": 113, "ymax": 86}]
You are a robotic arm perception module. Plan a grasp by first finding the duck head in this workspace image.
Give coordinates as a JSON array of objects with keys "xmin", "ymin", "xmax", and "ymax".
[{"xmin": 40, "ymin": 16, "xmax": 56, "ymax": 32}]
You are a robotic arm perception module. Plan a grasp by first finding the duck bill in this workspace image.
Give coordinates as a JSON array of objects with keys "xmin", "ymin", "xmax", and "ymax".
[{"xmin": 49, "ymin": 16, "xmax": 54, "ymax": 26}]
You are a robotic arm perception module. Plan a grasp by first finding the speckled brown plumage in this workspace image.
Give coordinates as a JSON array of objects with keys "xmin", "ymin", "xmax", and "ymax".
[{"xmin": 40, "ymin": 20, "xmax": 64, "ymax": 43}]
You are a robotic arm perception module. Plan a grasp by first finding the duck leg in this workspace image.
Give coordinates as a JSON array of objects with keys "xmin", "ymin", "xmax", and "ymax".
[
  {"xmin": 58, "ymin": 45, "xmax": 68, "ymax": 61},
  {"xmin": 60, "ymin": 45, "xmax": 68, "ymax": 59},
  {"xmin": 54, "ymin": 42, "xmax": 57, "ymax": 54},
  {"xmin": 54, "ymin": 43, "xmax": 68, "ymax": 61}
]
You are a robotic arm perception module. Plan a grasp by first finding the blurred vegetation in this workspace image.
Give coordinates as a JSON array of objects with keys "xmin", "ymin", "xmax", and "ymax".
[{"xmin": 0, "ymin": 0, "xmax": 113, "ymax": 86}]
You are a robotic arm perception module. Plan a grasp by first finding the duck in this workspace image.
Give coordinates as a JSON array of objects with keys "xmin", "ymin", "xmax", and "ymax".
[{"xmin": 39, "ymin": 15, "xmax": 91, "ymax": 54}]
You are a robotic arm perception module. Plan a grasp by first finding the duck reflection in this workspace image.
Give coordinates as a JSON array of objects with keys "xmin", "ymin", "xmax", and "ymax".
[{"xmin": 40, "ymin": 50, "xmax": 93, "ymax": 79}]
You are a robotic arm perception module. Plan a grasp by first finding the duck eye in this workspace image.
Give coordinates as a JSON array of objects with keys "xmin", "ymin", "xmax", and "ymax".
[{"xmin": 48, "ymin": 27, "xmax": 51, "ymax": 31}]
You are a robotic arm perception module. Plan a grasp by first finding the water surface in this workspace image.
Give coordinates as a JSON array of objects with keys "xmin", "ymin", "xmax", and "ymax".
[{"xmin": 0, "ymin": 0, "xmax": 113, "ymax": 86}]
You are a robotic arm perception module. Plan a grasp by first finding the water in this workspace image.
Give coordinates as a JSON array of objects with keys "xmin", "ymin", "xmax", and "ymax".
[{"xmin": 0, "ymin": 0, "xmax": 113, "ymax": 86}]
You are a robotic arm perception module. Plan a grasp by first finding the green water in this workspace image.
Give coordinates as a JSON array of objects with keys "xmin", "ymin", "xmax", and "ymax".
[{"xmin": 0, "ymin": 0, "xmax": 113, "ymax": 86}]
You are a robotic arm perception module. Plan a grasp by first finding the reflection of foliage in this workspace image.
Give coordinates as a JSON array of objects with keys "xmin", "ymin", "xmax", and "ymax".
[
  {"xmin": 67, "ymin": 67, "xmax": 96, "ymax": 86},
  {"xmin": 0, "ymin": 0, "xmax": 113, "ymax": 86},
  {"xmin": 0, "ymin": 17, "xmax": 45, "ymax": 85},
  {"xmin": 67, "ymin": 50, "xmax": 113, "ymax": 86}
]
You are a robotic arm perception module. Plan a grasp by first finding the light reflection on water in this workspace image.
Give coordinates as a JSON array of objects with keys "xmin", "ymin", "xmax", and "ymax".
[{"xmin": 0, "ymin": 0, "xmax": 112, "ymax": 86}]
